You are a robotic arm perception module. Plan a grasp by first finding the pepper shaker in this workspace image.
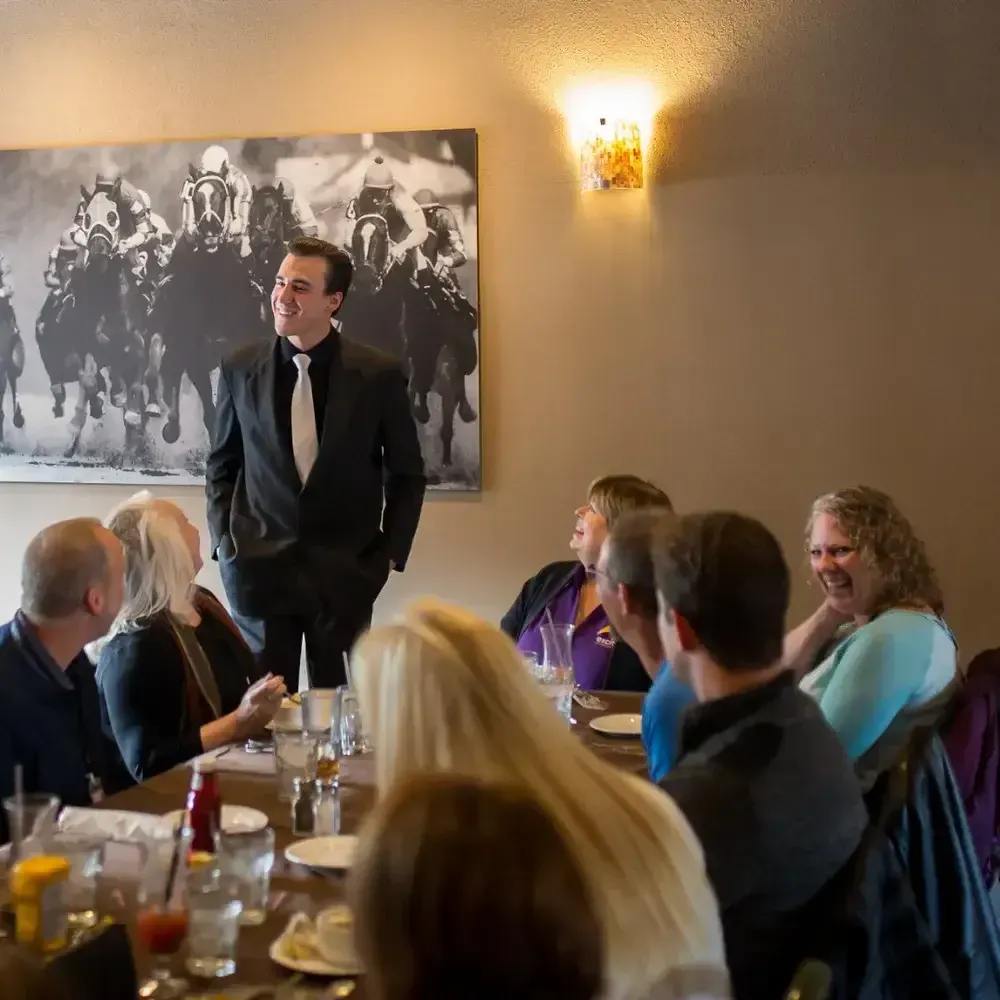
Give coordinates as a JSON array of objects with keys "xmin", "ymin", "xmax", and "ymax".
[{"xmin": 291, "ymin": 776, "xmax": 315, "ymax": 837}]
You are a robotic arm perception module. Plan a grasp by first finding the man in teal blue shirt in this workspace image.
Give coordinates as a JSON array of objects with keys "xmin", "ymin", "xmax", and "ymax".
[{"xmin": 596, "ymin": 509, "xmax": 696, "ymax": 781}]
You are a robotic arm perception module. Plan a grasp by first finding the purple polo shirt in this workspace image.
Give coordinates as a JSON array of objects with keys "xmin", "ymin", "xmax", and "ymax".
[{"xmin": 516, "ymin": 565, "xmax": 616, "ymax": 690}]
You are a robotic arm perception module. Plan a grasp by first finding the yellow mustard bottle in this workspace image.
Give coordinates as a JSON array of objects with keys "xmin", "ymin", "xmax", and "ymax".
[{"xmin": 10, "ymin": 855, "xmax": 71, "ymax": 953}]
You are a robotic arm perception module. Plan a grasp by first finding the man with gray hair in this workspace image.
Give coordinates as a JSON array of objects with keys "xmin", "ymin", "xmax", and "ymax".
[
  {"xmin": 595, "ymin": 508, "xmax": 696, "ymax": 782},
  {"xmin": 0, "ymin": 518, "xmax": 130, "ymax": 841}
]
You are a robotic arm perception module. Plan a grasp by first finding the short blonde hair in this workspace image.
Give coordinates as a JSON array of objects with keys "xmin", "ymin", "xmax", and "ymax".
[
  {"xmin": 587, "ymin": 475, "xmax": 672, "ymax": 530},
  {"xmin": 103, "ymin": 491, "xmax": 195, "ymax": 634},
  {"xmin": 352, "ymin": 599, "xmax": 728, "ymax": 1000},
  {"xmin": 808, "ymin": 485, "xmax": 944, "ymax": 617}
]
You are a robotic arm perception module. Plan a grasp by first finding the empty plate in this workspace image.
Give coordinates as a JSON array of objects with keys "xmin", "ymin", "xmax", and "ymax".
[
  {"xmin": 285, "ymin": 835, "xmax": 359, "ymax": 870},
  {"xmin": 588, "ymin": 713, "xmax": 643, "ymax": 737},
  {"xmin": 161, "ymin": 804, "xmax": 269, "ymax": 834}
]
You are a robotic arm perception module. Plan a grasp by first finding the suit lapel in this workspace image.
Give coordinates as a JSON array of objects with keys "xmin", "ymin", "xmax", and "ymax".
[
  {"xmin": 307, "ymin": 334, "xmax": 361, "ymax": 487},
  {"xmin": 247, "ymin": 340, "xmax": 299, "ymax": 485}
]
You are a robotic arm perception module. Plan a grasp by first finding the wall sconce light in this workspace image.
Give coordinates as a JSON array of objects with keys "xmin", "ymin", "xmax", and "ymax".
[{"xmin": 579, "ymin": 117, "xmax": 643, "ymax": 192}]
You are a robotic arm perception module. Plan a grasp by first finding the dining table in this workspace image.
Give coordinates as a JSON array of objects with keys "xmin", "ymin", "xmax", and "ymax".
[{"xmin": 89, "ymin": 690, "xmax": 646, "ymax": 996}]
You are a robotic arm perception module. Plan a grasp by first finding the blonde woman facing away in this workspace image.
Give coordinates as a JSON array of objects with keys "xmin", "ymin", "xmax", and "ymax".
[
  {"xmin": 97, "ymin": 492, "xmax": 286, "ymax": 781},
  {"xmin": 785, "ymin": 485, "xmax": 958, "ymax": 789},
  {"xmin": 352, "ymin": 598, "xmax": 731, "ymax": 1000}
]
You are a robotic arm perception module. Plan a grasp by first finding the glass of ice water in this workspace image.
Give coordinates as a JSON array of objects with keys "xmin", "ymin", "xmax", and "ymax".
[
  {"xmin": 273, "ymin": 731, "xmax": 319, "ymax": 802},
  {"xmin": 301, "ymin": 688, "xmax": 340, "ymax": 738},
  {"xmin": 338, "ymin": 687, "xmax": 369, "ymax": 755},
  {"xmin": 213, "ymin": 827, "xmax": 275, "ymax": 926},
  {"xmin": 40, "ymin": 832, "xmax": 104, "ymax": 929},
  {"xmin": 525, "ymin": 649, "xmax": 573, "ymax": 723},
  {"xmin": 185, "ymin": 867, "xmax": 243, "ymax": 979}
]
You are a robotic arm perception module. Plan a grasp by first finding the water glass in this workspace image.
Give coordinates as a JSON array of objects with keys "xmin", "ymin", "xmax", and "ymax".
[
  {"xmin": 301, "ymin": 688, "xmax": 340, "ymax": 737},
  {"xmin": 214, "ymin": 827, "xmax": 275, "ymax": 927},
  {"xmin": 338, "ymin": 687, "xmax": 369, "ymax": 755},
  {"xmin": 3, "ymin": 793, "xmax": 60, "ymax": 863},
  {"xmin": 40, "ymin": 833, "xmax": 104, "ymax": 929},
  {"xmin": 539, "ymin": 623, "xmax": 575, "ymax": 723},
  {"xmin": 185, "ymin": 869, "xmax": 243, "ymax": 979},
  {"xmin": 273, "ymin": 731, "xmax": 319, "ymax": 801},
  {"xmin": 136, "ymin": 827, "xmax": 194, "ymax": 1000}
]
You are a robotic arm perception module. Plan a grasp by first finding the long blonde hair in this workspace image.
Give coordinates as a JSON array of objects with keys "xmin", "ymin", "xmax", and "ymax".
[
  {"xmin": 352, "ymin": 599, "xmax": 728, "ymax": 1000},
  {"xmin": 103, "ymin": 492, "xmax": 196, "ymax": 635}
]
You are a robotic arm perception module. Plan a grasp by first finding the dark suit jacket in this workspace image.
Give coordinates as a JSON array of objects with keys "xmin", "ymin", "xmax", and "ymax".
[{"xmin": 206, "ymin": 330, "xmax": 426, "ymax": 618}]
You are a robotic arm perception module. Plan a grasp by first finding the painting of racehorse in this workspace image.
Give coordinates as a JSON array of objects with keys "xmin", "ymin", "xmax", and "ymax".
[{"xmin": 0, "ymin": 128, "xmax": 481, "ymax": 490}]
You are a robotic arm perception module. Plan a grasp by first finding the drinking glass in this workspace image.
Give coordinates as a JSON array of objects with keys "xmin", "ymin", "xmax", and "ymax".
[
  {"xmin": 3, "ymin": 793, "xmax": 60, "ymax": 864},
  {"xmin": 40, "ymin": 832, "xmax": 104, "ymax": 929},
  {"xmin": 338, "ymin": 687, "xmax": 369, "ymax": 755},
  {"xmin": 301, "ymin": 688, "xmax": 340, "ymax": 738},
  {"xmin": 136, "ymin": 827, "xmax": 194, "ymax": 999},
  {"xmin": 185, "ymin": 866, "xmax": 243, "ymax": 979},
  {"xmin": 273, "ymin": 731, "xmax": 319, "ymax": 802},
  {"xmin": 213, "ymin": 826, "xmax": 275, "ymax": 926},
  {"xmin": 316, "ymin": 738, "xmax": 341, "ymax": 785},
  {"xmin": 538, "ymin": 623, "xmax": 575, "ymax": 723}
]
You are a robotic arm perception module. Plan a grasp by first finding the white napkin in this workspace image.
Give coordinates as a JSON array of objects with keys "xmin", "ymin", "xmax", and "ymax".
[
  {"xmin": 57, "ymin": 807, "xmax": 167, "ymax": 842},
  {"xmin": 191, "ymin": 746, "xmax": 277, "ymax": 776}
]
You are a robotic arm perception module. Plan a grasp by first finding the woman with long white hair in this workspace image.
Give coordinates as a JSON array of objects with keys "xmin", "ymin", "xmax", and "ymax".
[
  {"xmin": 352, "ymin": 598, "xmax": 731, "ymax": 1000},
  {"xmin": 97, "ymin": 492, "xmax": 286, "ymax": 781}
]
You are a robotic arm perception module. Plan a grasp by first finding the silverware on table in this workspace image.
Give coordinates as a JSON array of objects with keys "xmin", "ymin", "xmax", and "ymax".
[
  {"xmin": 573, "ymin": 690, "xmax": 609, "ymax": 711},
  {"xmin": 591, "ymin": 741, "xmax": 647, "ymax": 755},
  {"xmin": 244, "ymin": 739, "xmax": 275, "ymax": 754}
]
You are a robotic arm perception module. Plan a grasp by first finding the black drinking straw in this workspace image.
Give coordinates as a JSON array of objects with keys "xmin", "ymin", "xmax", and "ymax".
[{"xmin": 163, "ymin": 821, "xmax": 183, "ymax": 907}]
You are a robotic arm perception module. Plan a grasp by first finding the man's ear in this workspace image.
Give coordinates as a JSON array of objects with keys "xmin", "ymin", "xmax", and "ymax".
[{"xmin": 82, "ymin": 585, "xmax": 101, "ymax": 617}]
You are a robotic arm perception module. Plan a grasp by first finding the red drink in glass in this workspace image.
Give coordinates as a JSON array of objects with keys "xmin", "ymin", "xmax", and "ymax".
[{"xmin": 136, "ymin": 906, "xmax": 189, "ymax": 954}]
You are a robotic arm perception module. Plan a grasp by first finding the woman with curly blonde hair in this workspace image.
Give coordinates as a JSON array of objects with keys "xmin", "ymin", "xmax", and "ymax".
[
  {"xmin": 352, "ymin": 598, "xmax": 730, "ymax": 1000},
  {"xmin": 784, "ymin": 485, "xmax": 957, "ymax": 788}
]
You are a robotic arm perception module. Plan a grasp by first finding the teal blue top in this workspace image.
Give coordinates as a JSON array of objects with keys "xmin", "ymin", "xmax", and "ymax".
[
  {"xmin": 800, "ymin": 610, "xmax": 957, "ymax": 779},
  {"xmin": 641, "ymin": 661, "xmax": 697, "ymax": 782}
]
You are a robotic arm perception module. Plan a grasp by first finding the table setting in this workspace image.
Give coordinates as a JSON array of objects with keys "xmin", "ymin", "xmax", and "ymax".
[{"xmin": 0, "ymin": 674, "xmax": 644, "ymax": 999}]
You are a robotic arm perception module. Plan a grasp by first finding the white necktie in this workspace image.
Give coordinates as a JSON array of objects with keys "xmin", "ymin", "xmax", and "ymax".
[{"xmin": 290, "ymin": 353, "xmax": 318, "ymax": 484}]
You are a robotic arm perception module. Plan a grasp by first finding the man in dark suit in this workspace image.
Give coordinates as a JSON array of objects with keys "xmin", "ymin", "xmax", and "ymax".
[{"xmin": 206, "ymin": 236, "xmax": 426, "ymax": 690}]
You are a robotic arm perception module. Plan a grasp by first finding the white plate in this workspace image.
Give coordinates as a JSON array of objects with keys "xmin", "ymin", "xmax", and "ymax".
[
  {"xmin": 588, "ymin": 713, "xmax": 643, "ymax": 737},
  {"xmin": 284, "ymin": 835, "xmax": 359, "ymax": 870},
  {"xmin": 161, "ymin": 804, "xmax": 269, "ymax": 834},
  {"xmin": 269, "ymin": 913, "xmax": 361, "ymax": 977}
]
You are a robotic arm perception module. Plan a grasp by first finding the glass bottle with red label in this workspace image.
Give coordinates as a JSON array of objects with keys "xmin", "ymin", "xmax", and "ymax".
[{"xmin": 184, "ymin": 759, "xmax": 221, "ymax": 854}]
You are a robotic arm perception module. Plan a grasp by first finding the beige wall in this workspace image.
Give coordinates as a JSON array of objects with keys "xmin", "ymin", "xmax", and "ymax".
[{"xmin": 0, "ymin": 0, "xmax": 998, "ymax": 659}]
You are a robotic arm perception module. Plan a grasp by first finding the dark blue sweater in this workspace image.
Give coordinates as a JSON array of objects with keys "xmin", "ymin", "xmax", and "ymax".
[{"xmin": 0, "ymin": 614, "xmax": 132, "ymax": 842}]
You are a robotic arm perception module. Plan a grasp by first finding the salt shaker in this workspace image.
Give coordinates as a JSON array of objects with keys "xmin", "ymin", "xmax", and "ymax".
[{"xmin": 312, "ymin": 779, "xmax": 340, "ymax": 836}]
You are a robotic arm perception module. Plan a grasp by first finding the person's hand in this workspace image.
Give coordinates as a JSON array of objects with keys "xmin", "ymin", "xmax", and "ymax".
[
  {"xmin": 815, "ymin": 598, "xmax": 854, "ymax": 635},
  {"xmin": 234, "ymin": 673, "xmax": 287, "ymax": 735},
  {"xmin": 818, "ymin": 597, "xmax": 854, "ymax": 629}
]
